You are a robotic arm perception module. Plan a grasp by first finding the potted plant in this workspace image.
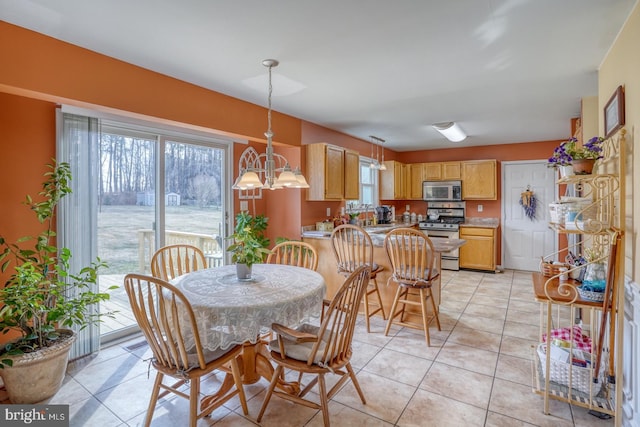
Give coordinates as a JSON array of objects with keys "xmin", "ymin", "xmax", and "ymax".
[
  {"xmin": 548, "ymin": 136, "xmax": 604, "ymax": 175},
  {"xmin": 226, "ymin": 212, "xmax": 271, "ymax": 280},
  {"xmin": 0, "ymin": 161, "xmax": 115, "ymax": 404}
]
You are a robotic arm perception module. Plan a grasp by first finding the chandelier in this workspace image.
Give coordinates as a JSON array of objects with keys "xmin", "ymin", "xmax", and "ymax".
[
  {"xmin": 368, "ymin": 135, "xmax": 387, "ymax": 170},
  {"xmin": 233, "ymin": 59, "xmax": 309, "ymax": 190}
]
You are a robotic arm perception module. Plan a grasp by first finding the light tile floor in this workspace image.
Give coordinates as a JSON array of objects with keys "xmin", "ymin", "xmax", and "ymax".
[{"xmin": 10, "ymin": 269, "xmax": 617, "ymax": 426}]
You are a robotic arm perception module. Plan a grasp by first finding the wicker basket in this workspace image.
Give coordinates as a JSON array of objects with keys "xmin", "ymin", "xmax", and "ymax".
[
  {"xmin": 542, "ymin": 262, "xmax": 568, "ymax": 277},
  {"xmin": 577, "ymin": 286, "xmax": 606, "ymax": 302},
  {"xmin": 537, "ymin": 343, "xmax": 603, "ymax": 395}
]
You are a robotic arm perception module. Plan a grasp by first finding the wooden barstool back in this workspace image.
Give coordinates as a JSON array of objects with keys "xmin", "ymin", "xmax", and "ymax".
[
  {"xmin": 330, "ymin": 224, "xmax": 386, "ymax": 332},
  {"xmin": 383, "ymin": 227, "xmax": 441, "ymax": 346}
]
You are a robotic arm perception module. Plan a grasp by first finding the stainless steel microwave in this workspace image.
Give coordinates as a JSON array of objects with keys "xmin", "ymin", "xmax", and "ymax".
[{"xmin": 422, "ymin": 180, "xmax": 462, "ymax": 201}]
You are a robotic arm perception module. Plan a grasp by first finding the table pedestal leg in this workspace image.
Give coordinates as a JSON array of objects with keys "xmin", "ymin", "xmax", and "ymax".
[{"xmin": 200, "ymin": 341, "xmax": 301, "ymax": 408}]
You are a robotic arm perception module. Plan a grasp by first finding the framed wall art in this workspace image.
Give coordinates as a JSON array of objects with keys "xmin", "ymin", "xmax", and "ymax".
[{"xmin": 604, "ymin": 85, "xmax": 625, "ymax": 139}]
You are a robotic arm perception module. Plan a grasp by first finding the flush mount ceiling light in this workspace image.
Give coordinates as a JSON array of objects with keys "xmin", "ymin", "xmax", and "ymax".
[
  {"xmin": 233, "ymin": 59, "xmax": 308, "ymax": 190},
  {"xmin": 432, "ymin": 122, "xmax": 467, "ymax": 142}
]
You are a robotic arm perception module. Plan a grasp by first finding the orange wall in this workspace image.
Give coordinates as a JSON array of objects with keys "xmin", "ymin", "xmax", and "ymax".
[{"xmin": 0, "ymin": 92, "xmax": 57, "ymax": 285}]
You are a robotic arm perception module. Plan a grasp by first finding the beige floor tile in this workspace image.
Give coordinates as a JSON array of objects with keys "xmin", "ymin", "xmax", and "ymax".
[
  {"xmin": 489, "ymin": 378, "xmax": 573, "ymax": 426},
  {"xmin": 485, "ymin": 411, "xmax": 537, "ymax": 426},
  {"xmin": 362, "ymin": 348, "xmax": 432, "ymax": 386},
  {"xmin": 439, "ymin": 297, "xmax": 469, "ymax": 313},
  {"xmin": 385, "ymin": 330, "xmax": 443, "ymax": 360},
  {"xmin": 247, "ymin": 389, "xmax": 318, "ymax": 427},
  {"xmin": 448, "ymin": 325, "xmax": 502, "ymax": 352},
  {"xmin": 398, "ymin": 388, "xmax": 487, "ymax": 427},
  {"xmin": 435, "ymin": 342, "xmax": 498, "ymax": 376},
  {"xmin": 464, "ymin": 302, "xmax": 508, "ymax": 321},
  {"xmin": 494, "ymin": 353, "xmax": 534, "ymax": 386},
  {"xmin": 70, "ymin": 352, "xmax": 149, "ymax": 394},
  {"xmin": 332, "ymin": 370, "xmax": 415, "ymax": 424},
  {"xmin": 508, "ymin": 298, "xmax": 541, "ymax": 313},
  {"xmin": 500, "ymin": 335, "xmax": 538, "ymax": 359},
  {"xmin": 306, "ymin": 400, "xmax": 393, "ymax": 426},
  {"xmin": 456, "ymin": 313, "xmax": 505, "ymax": 335},
  {"xmin": 469, "ymin": 293, "xmax": 509, "ymax": 309},
  {"xmin": 68, "ymin": 396, "xmax": 127, "ymax": 427},
  {"xmin": 350, "ymin": 339, "xmax": 383, "ymax": 369},
  {"xmin": 419, "ymin": 361, "xmax": 493, "ymax": 409},
  {"xmin": 570, "ymin": 404, "xmax": 615, "ymax": 426},
  {"xmin": 503, "ymin": 320, "xmax": 540, "ymax": 341},
  {"xmin": 506, "ymin": 308, "xmax": 541, "ymax": 326}
]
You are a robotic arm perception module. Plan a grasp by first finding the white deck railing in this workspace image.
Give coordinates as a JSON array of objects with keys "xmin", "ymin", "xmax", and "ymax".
[{"xmin": 137, "ymin": 229, "xmax": 224, "ymax": 272}]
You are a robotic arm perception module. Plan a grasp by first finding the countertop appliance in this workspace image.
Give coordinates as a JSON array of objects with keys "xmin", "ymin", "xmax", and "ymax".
[
  {"xmin": 422, "ymin": 180, "xmax": 462, "ymax": 202},
  {"xmin": 419, "ymin": 201, "xmax": 465, "ymax": 270},
  {"xmin": 375, "ymin": 206, "xmax": 392, "ymax": 224}
]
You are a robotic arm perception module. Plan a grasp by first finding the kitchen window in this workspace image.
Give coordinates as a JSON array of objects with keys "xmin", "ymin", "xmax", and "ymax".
[{"xmin": 358, "ymin": 157, "xmax": 379, "ymax": 206}]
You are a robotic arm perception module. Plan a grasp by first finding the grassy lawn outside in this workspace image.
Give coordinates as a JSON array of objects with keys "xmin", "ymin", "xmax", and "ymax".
[{"xmin": 98, "ymin": 204, "xmax": 224, "ymax": 274}]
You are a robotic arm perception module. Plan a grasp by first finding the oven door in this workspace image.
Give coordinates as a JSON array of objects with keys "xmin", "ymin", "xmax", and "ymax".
[{"xmin": 424, "ymin": 229, "xmax": 459, "ymax": 271}]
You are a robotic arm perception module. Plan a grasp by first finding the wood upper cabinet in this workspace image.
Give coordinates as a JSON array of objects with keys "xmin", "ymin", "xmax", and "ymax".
[
  {"xmin": 306, "ymin": 143, "xmax": 360, "ymax": 201},
  {"xmin": 423, "ymin": 162, "xmax": 461, "ymax": 181},
  {"xmin": 409, "ymin": 163, "xmax": 426, "ymax": 199},
  {"xmin": 459, "ymin": 226, "xmax": 496, "ymax": 271},
  {"xmin": 343, "ymin": 148, "xmax": 360, "ymax": 200},
  {"xmin": 424, "ymin": 163, "xmax": 441, "ymax": 180},
  {"xmin": 441, "ymin": 162, "xmax": 461, "ymax": 180},
  {"xmin": 380, "ymin": 160, "xmax": 406, "ymax": 200},
  {"xmin": 461, "ymin": 160, "xmax": 497, "ymax": 200}
]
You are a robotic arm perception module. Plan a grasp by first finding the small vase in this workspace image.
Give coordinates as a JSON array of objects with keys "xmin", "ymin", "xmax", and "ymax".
[
  {"xmin": 572, "ymin": 159, "xmax": 595, "ymax": 175},
  {"xmin": 236, "ymin": 263, "xmax": 252, "ymax": 280},
  {"xmin": 558, "ymin": 165, "xmax": 574, "ymax": 179}
]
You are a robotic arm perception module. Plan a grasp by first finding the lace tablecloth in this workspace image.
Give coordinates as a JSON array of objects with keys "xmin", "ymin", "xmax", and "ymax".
[{"xmin": 170, "ymin": 264, "xmax": 326, "ymax": 352}]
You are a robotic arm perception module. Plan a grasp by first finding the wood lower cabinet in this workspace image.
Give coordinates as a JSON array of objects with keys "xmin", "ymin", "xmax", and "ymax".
[
  {"xmin": 461, "ymin": 160, "xmax": 497, "ymax": 200},
  {"xmin": 459, "ymin": 226, "xmax": 496, "ymax": 271},
  {"xmin": 306, "ymin": 143, "xmax": 359, "ymax": 201}
]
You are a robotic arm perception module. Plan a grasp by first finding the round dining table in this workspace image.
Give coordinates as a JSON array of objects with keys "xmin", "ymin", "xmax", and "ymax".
[{"xmin": 171, "ymin": 263, "xmax": 326, "ymax": 399}]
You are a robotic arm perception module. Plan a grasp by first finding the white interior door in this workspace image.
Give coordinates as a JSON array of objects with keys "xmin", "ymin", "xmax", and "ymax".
[{"xmin": 502, "ymin": 161, "xmax": 557, "ymax": 271}]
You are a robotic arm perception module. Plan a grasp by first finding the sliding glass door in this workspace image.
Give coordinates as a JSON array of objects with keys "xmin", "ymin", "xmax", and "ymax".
[{"xmin": 97, "ymin": 122, "xmax": 229, "ymax": 342}]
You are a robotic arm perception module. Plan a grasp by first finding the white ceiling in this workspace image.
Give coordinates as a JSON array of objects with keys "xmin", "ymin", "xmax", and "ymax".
[{"xmin": 1, "ymin": 0, "xmax": 636, "ymax": 151}]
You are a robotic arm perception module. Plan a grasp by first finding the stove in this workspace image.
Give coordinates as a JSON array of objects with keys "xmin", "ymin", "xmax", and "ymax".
[
  {"xmin": 419, "ymin": 201, "xmax": 466, "ymax": 232},
  {"xmin": 419, "ymin": 201, "xmax": 466, "ymax": 271}
]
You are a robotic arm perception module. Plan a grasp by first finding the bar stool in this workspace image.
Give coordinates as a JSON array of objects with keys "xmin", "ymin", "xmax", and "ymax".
[
  {"xmin": 330, "ymin": 224, "xmax": 386, "ymax": 332},
  {"xmin": 383, "ymin": 228, "xmax": 441, "ymax": 346}
]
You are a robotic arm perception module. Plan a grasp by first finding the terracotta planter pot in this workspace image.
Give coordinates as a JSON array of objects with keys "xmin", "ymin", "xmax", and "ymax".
[
  {"xmin": 1, "ymin": 329, "xmax": 76, "ymax": 403},
  {"xmin": 572, "ymin": 159, "xmax": 595, "ymax": 175}
]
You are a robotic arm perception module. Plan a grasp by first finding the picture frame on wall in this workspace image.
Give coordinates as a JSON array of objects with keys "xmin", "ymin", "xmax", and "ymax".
[{"xmin": 604, "ymin": 85, "xmax": 625, "ymax": 139}]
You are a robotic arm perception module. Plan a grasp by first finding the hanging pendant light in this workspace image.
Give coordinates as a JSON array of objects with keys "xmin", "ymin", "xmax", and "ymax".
[
  {"xmin": 233, "ymin": 59, "xmax": 307, "ymax": 190},
  {"xmin": 379, "ymin": 138, "xmax": 387, "ymax": 170}
]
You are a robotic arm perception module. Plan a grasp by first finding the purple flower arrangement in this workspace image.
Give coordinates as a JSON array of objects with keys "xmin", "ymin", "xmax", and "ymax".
[{"xmin": 547, "ymin": 136, "xmax": 604, "ymax": 168}]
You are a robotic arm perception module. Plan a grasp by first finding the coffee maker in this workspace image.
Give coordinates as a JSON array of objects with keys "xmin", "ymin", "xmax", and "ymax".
[{"xmin": 375, "ymin": 206, "xmax": 392, "ymax": 224}]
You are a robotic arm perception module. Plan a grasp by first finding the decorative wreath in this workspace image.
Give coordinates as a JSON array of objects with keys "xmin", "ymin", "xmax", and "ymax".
[{"xmin": 519, "ymin": 186, "xmax": 537, "ymax": 221}]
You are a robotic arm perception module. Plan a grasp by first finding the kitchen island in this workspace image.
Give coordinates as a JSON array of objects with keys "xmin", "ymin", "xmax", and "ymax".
[{"xmin": 302, "ymin": 225, "xmax": 465, "ymax": 319}]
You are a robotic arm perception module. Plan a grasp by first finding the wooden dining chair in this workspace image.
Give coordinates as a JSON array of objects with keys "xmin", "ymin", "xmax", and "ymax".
[
  {"xmin": 257, "ymin": 265, "xmax": 371, "ymax": 427},
  {"xmin": 266, "ymin": 240, "xmax": 318, "ymax": 271},
  {"xmin": 330, "ymin": 224, "xmax": 386, "ymax": 332},
  {"xmin": 124, "ymin": 273, "xmax": 248, "ymax": 427},
  {"xmin": 150, "ymin": 244, "xmax": 207, "ymax": 281},
  {"xmin": 383, "ymin": 228, "xmax": 441, "ymax": 347}
]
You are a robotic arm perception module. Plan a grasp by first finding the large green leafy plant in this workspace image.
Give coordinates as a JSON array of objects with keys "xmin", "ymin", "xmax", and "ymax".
[
  {"xmin": 0, "ymin": 161, "xmax": 115, "ymax": 368},
  {"xmin": 227, "ymin": 212, "xmax": 271, "ymax": 267}
]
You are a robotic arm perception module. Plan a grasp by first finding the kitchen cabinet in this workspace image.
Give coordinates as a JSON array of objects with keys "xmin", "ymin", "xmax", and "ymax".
[
  {"xmin": 408, "ymin": 163, "xmax": 426, "ymax": 199},
  {"xmin": 306, "ymin": 143, "xmax": 359, "ymax": 201},
  {"xmin": 461, "ymin": 159, "xmax": 497, "ymax": 200},
  {"xmin": 459, "ymin": 226, "xmax": 496, "ymax": 271},
  {"xmin": 424, "ymin": 161, "xmax": 461, "ymax": 181},
  {"xmin": 380, "ymin": 160, "xmax": 407, "ymax": 200},
  {"xmin": 343, "ymin": 148, "xmax": 360, "ymax": 200},
  {"xmin": 532, "ymin": 131, "xmax": 625, "ymax": 419}
]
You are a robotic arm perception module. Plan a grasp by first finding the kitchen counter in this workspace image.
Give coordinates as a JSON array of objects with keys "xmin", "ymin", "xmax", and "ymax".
[
  {"xmin": 302, "ymin": 224, "xmax": 465, "ymax": 254},
  {"xmin": 461, "ymin": 217, "xmax": 500, "ymax": 228},
  {"xmin": 302, "ymin": 228, "xmax": 467, "ymax": 319}
]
